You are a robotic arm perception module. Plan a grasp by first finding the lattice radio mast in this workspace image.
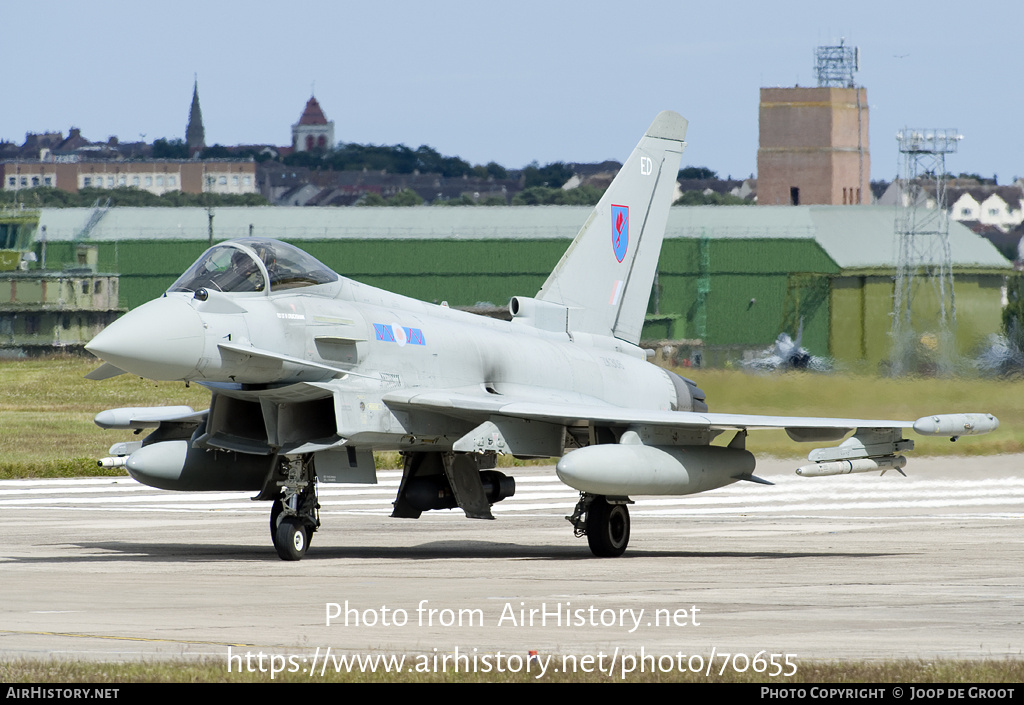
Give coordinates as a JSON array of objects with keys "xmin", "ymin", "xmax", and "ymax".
[
  {"xmin": 814, "ymin": 39, "xmax": 859, "ymax": 88},
  {"xmin": 890, "ymin": 128, "xmax": 962, "ymax": 375}
]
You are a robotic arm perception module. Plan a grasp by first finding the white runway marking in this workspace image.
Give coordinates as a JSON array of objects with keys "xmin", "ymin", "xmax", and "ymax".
[{"xmin": 2, "ymin": 469, "xmax": 1021, "ymax": 518}]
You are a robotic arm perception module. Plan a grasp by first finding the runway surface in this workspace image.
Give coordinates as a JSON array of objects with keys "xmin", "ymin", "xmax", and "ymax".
[{"xmin": 1, "ymin": 455, "xmax": 1021, "ymax": 674}]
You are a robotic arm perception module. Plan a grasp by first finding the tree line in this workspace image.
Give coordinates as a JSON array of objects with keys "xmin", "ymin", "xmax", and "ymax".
[{"xmin": 1, "ymin": 186, "xmax": 268, "ymax": 208}]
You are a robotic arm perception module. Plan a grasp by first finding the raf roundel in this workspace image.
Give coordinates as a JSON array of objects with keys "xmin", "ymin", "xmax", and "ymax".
[{"xmin": 611, "ymin": 204, "xmax": 629, "ymax": 263}]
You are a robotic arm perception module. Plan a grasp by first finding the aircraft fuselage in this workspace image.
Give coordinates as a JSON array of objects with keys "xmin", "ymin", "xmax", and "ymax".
[{"xmin": 88, "ymin": 277, "xmax": 681, "ymax": 454}]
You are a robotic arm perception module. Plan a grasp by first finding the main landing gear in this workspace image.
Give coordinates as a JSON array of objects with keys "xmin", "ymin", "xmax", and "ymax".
[
  {"xmin": 568, "ymin": 492, "xmax": 632, "ymax": 557},
  {"xmin": 262, "ymin": 453, "xmax": 633, "ymax": 560},
  {"xmin": 270, "ymin": 456, "xmax": 320, "ymax": 561}
]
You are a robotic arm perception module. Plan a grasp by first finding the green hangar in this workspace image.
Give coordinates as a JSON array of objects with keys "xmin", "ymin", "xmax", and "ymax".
[{"xmin": 31, "ymin": 204, "xmax": 1010, "ymax": 367}]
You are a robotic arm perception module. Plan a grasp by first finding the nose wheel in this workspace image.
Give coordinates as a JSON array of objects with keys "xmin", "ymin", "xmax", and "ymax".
[
  {"xmin": 273, "ymin": 514, "xmax": 311, "ymax": 561},
  {"xmin": 269, "ymin": 456, "xmax": 319, "ymax": 560}
]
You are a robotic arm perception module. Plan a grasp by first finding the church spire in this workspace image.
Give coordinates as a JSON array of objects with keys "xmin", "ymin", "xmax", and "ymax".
[{"xmin": 186, "ymin": 76, "xmax": 205, "ymax": 158}]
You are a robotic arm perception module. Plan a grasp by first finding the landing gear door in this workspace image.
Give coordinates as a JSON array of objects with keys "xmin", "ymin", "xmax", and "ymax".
[{"xmin": 314, "ymin": 447, "xmax": 377, "ymax": 484}]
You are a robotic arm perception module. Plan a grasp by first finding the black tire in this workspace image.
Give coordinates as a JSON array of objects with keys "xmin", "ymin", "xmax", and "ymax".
[
  {"xmin": 275, "ymin": 516, "xmax": 309, "ymax": 561},
  {"xmin": 587, "ymin": 496, "xmax": 630, "ymax": 557}
]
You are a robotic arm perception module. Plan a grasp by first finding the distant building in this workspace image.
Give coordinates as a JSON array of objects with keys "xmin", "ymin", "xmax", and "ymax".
[
  {"xmin": 0, "ymin": 82, "xmax": 253, "ymax": 198},
  {"xmin": 292, "ymin": 96, "xmax": 334, "ymax": 153},
  {"xmin": 1, "ymin": 127, "xmax": 149, "ymax": 164},
  {"xmin": 19, "ymin": 132, "xmax": 64, "ymax": 161},
  {"xmin": 876, "ymin": 179, "xmax": 1024, "ymax": 259},
  {"xmin": 0, "ymin": 209, "xmax": 121, "ymax": 354},
  {"xmin": 0, "ymin": 269, "xmax": 122, "ymax": 354},
  {"xmin": 876, "ymin": 177, "xmax": 1024, "ymax": 237},
  {"xmin": 0, "ymin": 160, "xmax": 257, "ymax": 196},
  {"xmin": 757, "ymin": 86, "xmax": 870, "ymax": 206},
  {"xmin": 947, "ymin": 185, "xmax": 1024, "ymax": 232}
]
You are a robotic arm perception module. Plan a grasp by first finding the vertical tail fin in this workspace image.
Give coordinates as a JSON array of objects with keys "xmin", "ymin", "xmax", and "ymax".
[{"xmin": 537, "ymin": 111, "xmax": 687, "ymax": 344}]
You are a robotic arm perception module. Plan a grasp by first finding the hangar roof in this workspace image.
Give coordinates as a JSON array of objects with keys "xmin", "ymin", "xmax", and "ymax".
[
  {"xmin": 666, "ymin": 206, "xmax": 1009, "ymax": 271},
  {"xmin": 35, "ymin": 204, "xmax": 1010, "ymax": 272}
]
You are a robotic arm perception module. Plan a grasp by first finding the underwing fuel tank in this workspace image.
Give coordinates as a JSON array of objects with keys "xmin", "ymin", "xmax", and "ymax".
[
  {"xmin": 556, "ymin": 438, "xmax": 755, "ymax": 496},
  {"xmin": 123, "ymin": 440, "xmax": 270, "ymax": 492}
]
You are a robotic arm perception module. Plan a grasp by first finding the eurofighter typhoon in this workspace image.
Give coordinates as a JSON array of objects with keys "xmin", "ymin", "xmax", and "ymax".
[{"xmin": 85, "ymin": 112, "xmax": 998, "ymax": 560}]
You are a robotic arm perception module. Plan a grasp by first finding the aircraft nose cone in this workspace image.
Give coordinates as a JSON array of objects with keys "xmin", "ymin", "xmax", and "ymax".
[{"xmin": 86, "ymin": 296, "xmax": 206, "ymax": 381}]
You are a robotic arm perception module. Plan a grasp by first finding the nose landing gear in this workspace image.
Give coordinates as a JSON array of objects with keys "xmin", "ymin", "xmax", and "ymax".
[{"xmin": 270, "ymin": 456, "xmax": 319, "ymax": 561}]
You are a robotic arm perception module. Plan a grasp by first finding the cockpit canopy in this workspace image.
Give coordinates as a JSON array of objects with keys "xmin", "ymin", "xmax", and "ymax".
[{"xmin": 168, "ymin": 238, "xmax": 339, "ymax": 295}]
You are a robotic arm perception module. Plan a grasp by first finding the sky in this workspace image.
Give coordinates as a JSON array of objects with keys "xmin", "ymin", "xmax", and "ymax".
[{"xmin": 4, "ymin": 0, "xmax": 1021, "ymax": 183}]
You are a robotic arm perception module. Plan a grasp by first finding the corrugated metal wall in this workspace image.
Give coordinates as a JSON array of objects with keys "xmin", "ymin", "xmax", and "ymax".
[
  {"xmin": 831, "ymin": 273, "xmax": 1006, "ymax": 368},
  {"xmin": 655, "ymin": 238, "xmax": 838, "ymax": 354}
]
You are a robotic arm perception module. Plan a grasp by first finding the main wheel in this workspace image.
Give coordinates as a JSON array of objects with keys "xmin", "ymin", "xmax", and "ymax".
[
  {"xmin": 275, "ymin": 516, "xmax": 309, "ymax": 561},
  {"xmin": 586, "ymin": 496, "xmax": 630, "ymax": 557}
]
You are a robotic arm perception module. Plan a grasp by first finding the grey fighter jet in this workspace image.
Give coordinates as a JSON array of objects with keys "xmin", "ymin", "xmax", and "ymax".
[
  {"xmin": 85, "ymin": 112, "xmax": 998, "ymax": 560},
  {"xmin": 742, "ymin": 320, "xmax": 831, "ymax": 373}
]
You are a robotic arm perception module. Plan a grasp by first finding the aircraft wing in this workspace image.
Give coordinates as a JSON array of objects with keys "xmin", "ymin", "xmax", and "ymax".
[
  {"xmin": 382, "ymin": 388, "xmax": 998, "ymax": 471},
  {"xmin": 383, "ymin": 388, "xmax": 993, "ymax": 437},
  {"xmin": 492, "ymin": 403, "xmax": 910, "ymax": 433}
]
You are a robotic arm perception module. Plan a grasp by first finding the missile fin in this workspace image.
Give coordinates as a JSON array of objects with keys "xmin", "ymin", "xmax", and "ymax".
[
  {"xmin": 85, "ymin": 362, "xmax": 127, "ymax": 380},
  {"xmin": 735, "ymin": 473, "xmax": 774, "ymax": 485}
]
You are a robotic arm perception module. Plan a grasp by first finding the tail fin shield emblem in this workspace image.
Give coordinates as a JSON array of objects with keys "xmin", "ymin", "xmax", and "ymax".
[
  {"xmin": 535, "ymin": 110, "xmax": 688, "ymax": 343},
  {"xmin": 611, "ymin": 204, "xmax": 629, "ymax": 263}
]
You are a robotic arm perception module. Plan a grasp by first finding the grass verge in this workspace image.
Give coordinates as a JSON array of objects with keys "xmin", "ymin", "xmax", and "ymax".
[
  {"xmin": 1, "ymin": 656, "xmax": 1022, "ymax": 683},
  {"xmin": 0, "ymin": 357, "xmax": 1021, "ymax": 480}
]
